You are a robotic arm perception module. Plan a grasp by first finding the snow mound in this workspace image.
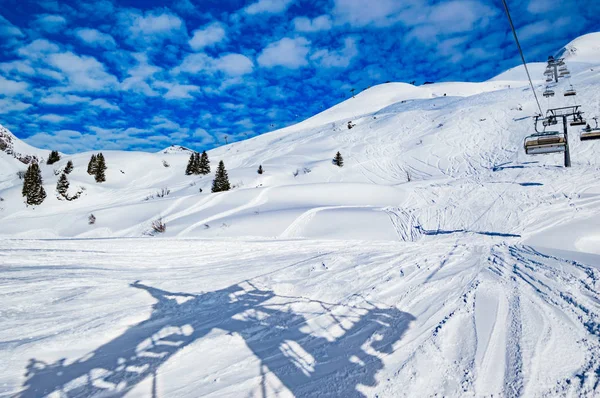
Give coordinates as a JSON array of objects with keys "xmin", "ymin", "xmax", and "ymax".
[{"xmin": 161, "ymin": 145, "xmax": 194, "ymax": 154}]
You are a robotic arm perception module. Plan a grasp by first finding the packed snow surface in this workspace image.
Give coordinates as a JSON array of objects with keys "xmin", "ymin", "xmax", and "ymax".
[{"xmin": 2, "ymin": 32, "xmax": 600, "ymax": 397}]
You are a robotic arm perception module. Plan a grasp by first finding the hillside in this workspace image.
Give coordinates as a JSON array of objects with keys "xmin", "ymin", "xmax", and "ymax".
[{"xmin": 1, "ymin": 33, "xmax": 600, "ymax": 397}]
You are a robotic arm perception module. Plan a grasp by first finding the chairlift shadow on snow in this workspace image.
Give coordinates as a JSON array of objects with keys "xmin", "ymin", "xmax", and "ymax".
[{"xmin": 17, "ymin": 281, "xmax": 414, "ymax": 398}]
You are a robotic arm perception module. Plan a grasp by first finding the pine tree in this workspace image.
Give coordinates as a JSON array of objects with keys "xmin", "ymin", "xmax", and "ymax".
[
  {"xmin": 64, "ymin": 160, "xmax": 74, "ymax": 174},
  {"xmin": 211, "ymin": 160, "xmax": 231, "ymax": 193},
  {"xmin": 257, "ymin": 165, "xmax": 264, "ymax": 174},
  {"xmin": 87, "ymin": 154, "xmax": 97, "ymax": 175},
  {"xmin": 185, "ymin": 153, "xmax": 195, "ymax": 175},
  {"xmin": 56, "ymin": 173, "xmax": 69, "ymax": 198},
  {"xmin": 95, "ymin": 153, "xmax": 107, "ymax": 183},
  {"xmin": 199, "ymin": 151, "xmax": 211, "ymax": 175},
  {"xmin": 333, "ymin": 151, "xmax": 344, "ymax": 167},
  {"xmin": 193, "ymin": 152, "xmax": 201, "ymax": 175},
  {"xmin": 22, "ymin": 163, "xmax": 46, "ymax": 205},
  {"xmin": 47, "ymin": 150, "xmax": 61, "ymax": 165}
]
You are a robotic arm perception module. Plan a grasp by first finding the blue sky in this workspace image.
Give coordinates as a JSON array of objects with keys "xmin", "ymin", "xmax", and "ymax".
[{"xmin": 0, "ymin": 0, "xmax": 598, "ymax": 153}]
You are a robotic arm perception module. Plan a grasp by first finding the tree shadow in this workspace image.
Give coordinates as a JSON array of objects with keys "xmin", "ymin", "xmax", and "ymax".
[{"xmin": 16, "ymin": 281, "xmax": 414, "ymax": 397}]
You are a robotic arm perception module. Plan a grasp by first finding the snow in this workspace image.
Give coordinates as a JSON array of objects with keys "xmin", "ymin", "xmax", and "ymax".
[{"xmin": 1, "ymin": 32, "xmax": 600, "ymax": 397}]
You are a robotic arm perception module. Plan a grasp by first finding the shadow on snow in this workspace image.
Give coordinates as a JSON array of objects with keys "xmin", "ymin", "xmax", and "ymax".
[
  {"xmin": 17, "ymin": 281, "xmax": 414, "ymax": 397},
  {"xmin": 416, "ymin": 226, "xmax": 521, "ymax": 238}
]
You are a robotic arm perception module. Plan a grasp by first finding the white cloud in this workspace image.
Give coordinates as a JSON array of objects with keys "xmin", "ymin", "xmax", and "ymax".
[
  {"xmin": 152, "ymin": 116, "xmax": 182, "ymax": 131},
  {"xmin": 33, "ymin": 14, "xmax": 67, "ymax": 33},
  {"xmin": 311, "ymin": 37, "xmax": 358, "ymax": 68},
  {"xmin": 47, "ymin": 52, "xmax": 119, "ymax": 91},
  {"xmin": 175, "ymin": 53, "xmax": 254, "ymax": 76},
  {"xmin": 257, "ymin": 37, "xmax": 311, "ymax": 69},
  {"xmin": 17, "ymin": 39, "xmax": 61, "ymax": 60},
  {"xmin": 0, "ymin": 60, "xmax": 37, "ymax": 76},
  {"xmin": 39, "ymin": 93, "xmax": 90, "ymax": 105},
  {"xmin": 120, "ymin": 53, "xmax": 162, "ymax": 96},
  {"xmin": 213, "ymin": 54, "xmax": 254, "ymax": 76},
  {"xmin": 332, "ymin": 0, "xmax": 406, "ymax": 27},
  {"xmin": 189, "ymin": 22, "xmax": 226, "ymax": 51},
  {"xmin": 74, "ymin": 28, "xmax": 117, "ymax": 48},
  {"xmin": 244, "ymin": 0, "xmax": 293, "ymax": 15},
  {"xmin": 0, "ymin": 76, "xmax": 29, "ymax": 96},
  {"xmin": 0, "ymin": 14, "xmax": 24, "ymax": 37},
  {"xmin": 293, "ymin": 15, "xmax": 332, "ymax": 33},
  {"xmin": 90, "ymin": 98, "xmax": 120, "ymax": 111},
  {"xmin": 39, "ymin": 114, "xmax": 68, "ymax": 123},
  {"xmin": 154, "ymin": 81, "xmax": 201, "ymax": 100},
  {"xmin": 192, "ymin": 128, "xmax": 215, "ymax": 145},
  {"xmin": 118, "ymin": 9, "xmax": 185, "ymax": 45},
  {"xmin": 0, "ymin": 98, "xmax": 32, "ymax": 114}
]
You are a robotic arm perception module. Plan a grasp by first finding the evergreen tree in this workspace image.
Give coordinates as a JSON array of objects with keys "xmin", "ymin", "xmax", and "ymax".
[
  {"xmin": 95, "ymin": 153, "xmax": 107, "ymax": 183},
  {"xmin": 333, "ymin": 151, "xmax": 344, "ymax": 167},
  {"xmin": 199, "ymin": 151, "xmax": 211, "ymax": 175},
  {"xmin": 185, "ymin": 153, "xmax": 195, "ymax": 175},
  {"xmin": 47, "ymin": 150, "xmax": 61, "ymax": 165},
  {"xmin": 22, "ymin": 163, "xmax": 46, "ymax": 205},
  {"xmin": 56, "ymin": 173, "xmax": 69, "ymax": 198},
  {"xmin": 193, "ymin": 152, "xmax": 201, "ymax": 175},
  {"xmin": 211, "ymin": 160, "xmax": 231, "ymax": 193},
  {"xmin": 64, "ymin": 160, "xmax": 74, "ymax": 174},
  {"xmin": 87, "ymin": 154, "xmax": 97, "ymax": 175},
  {"xmin": 257, "ymin": 165, "xmax": 264, "ymax": 174}
]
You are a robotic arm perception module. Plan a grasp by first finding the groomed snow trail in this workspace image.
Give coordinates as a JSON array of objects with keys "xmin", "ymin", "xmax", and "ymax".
[{"xmin": 1, "ymin": 237, "xmax": 599, "ymax": 397}]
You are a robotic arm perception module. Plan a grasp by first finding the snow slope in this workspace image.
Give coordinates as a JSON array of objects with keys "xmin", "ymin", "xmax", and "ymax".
[{"xmin": 1, "ymin": 32, "xmax": 600, "ymax": 397}]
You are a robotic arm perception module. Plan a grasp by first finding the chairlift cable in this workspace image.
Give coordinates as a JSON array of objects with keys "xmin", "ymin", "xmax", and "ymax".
[{"xmin": 501, "ymin": 0, "xmax": 544, "ymax": 116}]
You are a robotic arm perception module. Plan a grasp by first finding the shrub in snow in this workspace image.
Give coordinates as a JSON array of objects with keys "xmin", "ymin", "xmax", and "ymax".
[
  {"xmin": 257, "ymin": 165, "xmax": 264, "ymax": 175},
  {"xmin": 46, "ymin": 150, "xmax": 60, "ymax": 165},
  {"xmin": 22, "ymin": 163, "xmax": 46, "ymax": 206},
  {"xmin": 88, "ymin": 214, "xmax": 96, "ymax": 225},
  {"xmin": 151, "ymin": 217, "xmax": 166, "ymax": 234},
  {"xmin": 293, "ymin": 169, "xmax": 299, "ymax": 177},
  {"xmin": 156, "ymin": 188, "xmax": 170, "ymax": 198},
  {"xmin": 347, "ymin": 121, "xmax": 355, "ymax": 130},
  {"xmin": 333, "ymin": 152, "xmax": 344, "ymax": 167},
  {"xmin": 162, "ymin": 160, "xmax": 170, "ymax": 168},
  {"xmin": 211, "ymin": 161, "xmax": 231, "ymax": 193},
  {"xmin": 16, "ymin": 170, "xmax": 25, "ymax": 180}
]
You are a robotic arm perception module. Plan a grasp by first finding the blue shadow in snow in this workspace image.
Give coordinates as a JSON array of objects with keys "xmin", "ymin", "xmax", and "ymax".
[
  {"xmin": 417, "ymin": 226, "xmax": 521, "ymax": 238},
  {"xmin": 519, "ymin": 182, "xmax": 544, "ymax": 187},
  {"xmin": 17, "ymin": 281, "xmax": 414, "ymax": 398}
]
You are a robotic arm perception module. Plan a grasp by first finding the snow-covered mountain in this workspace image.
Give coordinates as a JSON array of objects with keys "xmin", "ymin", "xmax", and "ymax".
[{"xmin": 2, "ymin": 33, "xmax": 600, "ymax": 398}]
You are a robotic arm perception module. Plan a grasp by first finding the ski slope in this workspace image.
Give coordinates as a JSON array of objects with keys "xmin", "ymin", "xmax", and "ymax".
[{"xmin": 1, "ymin": 32, "xmax": 600, "ymax": 397}]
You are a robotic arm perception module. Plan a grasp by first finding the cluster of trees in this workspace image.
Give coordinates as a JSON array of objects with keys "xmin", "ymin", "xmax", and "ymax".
[
  {"xmin": 87, "ymin": 153, "xmax": 107, "ymax": 183},
  {"xmin": 47, "ymin": 150, "xmax": 61, "ymax": 165},
  {"xmin": 185, "ymin": 151, "xmax": 210, "ymax": 175}
]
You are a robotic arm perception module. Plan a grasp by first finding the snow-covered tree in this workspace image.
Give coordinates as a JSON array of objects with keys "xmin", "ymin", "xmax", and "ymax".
[
  {"xmin": 95, "ymin": 153, "xmax": 107, "ymax": 183},
  {"xmin": 47, "ymin": 150, "xmax": 60, "ymax": 165},
  {"xmin": 56, "ymin": 173, "xmax": 69, "ymax": 199},
  {"xmin": 22, "ymin": 163, "xmax": 46, "ymax": 206},
  {"xmin": 211, "ymin": 160, "xmax": 231, "ymax": 193},
  {"xmin": 199, "ymin": 151, "xmax": 211, "ymax": 175},
  {"xmin": 64, "ymin": 160, "xmax": 74, "ymax": 175},
  {"xmin": 333, "ymin": 151, "xmax": 344, "ymax": 167},
  {"xmin": 88, "ymin": 214, "xmax": 96, "ymax": 224}
]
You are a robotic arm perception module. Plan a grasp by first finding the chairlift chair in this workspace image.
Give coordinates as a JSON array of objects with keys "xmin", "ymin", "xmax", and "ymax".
[
  {"xmin": 524, "ymin": 131, "xmax": 566, "ymax": 155},
  {"xmin": 546, "ymin": 77, "xmax": 553, "ymax": 83},
  {"xmin": 570, "ymin": 113, "xmax": 586, "ymax": 126},
  {"xmin": 580, "ymin": 118, "xmax": 600, "ymax": 141},
  {"xmin": 564, "ymin": 86, "xmax": 576, "ymax": 96},
  {"xmin": 543, "ymin": 88, "xmax": 555, "ymax": 97}
]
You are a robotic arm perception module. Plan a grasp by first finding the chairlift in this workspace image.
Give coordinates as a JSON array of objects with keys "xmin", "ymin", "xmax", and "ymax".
[
  {"xmin": 559, "ymin": 71, "xmax": 571, "ymax": 77},
  {"xmin": 543, "ymin": 88, "xmax": 555, "ymax": 97},
  {"xmin": 564, "ymin": 86, "xmax": 576, "ymax": 96},
  {"xmin": 544, "ymin": 69, "xmax": 554, "ymax": 76},
  {"xmin": 524, "ymin": 131, "xmax": 566, "ymax": 155},
  {"xmin": 580, "ymin": 118, "xmax": 600, "ymax": 141},
  {"xmin": 570, "ymin": 113, "xmax": 586, "ymax": 126},
  {"xmin": 546, "ymin": 77, "xmax": 553, "ymax": 83}
]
